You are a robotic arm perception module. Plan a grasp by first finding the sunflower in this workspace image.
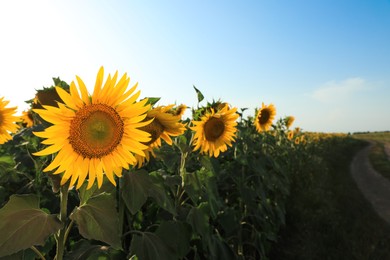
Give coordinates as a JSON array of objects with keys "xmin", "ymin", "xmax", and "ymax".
[
  {"xmin": 284, "ymin": 116, "xmax": 295, "ymax": 129},
  {"xmin": 0, "ymin": 97, "xmax": 19, "ymax": 144},
  {"xmin": 21, "ymin": 110, "xmax": 34, "ymax": 127},
  {"xmin": 168, "ymin": 104, "xmax": 187, "ymax": 117},
  {"xmin": 254, "ymin": 103, "xmax": 276, "ymax": 133},
  {"xmin": 135, "ymin": 104, "xmax": 187, "ymax": 167},
  {"xmin": 191, "ymin": 104, "xmax": 239, "ymax": 158},
  {"xmin": 287, "ymin": 130, "xmax": 294, "ymax": 140},
  {"xmin": 33, "ymin": 67, "xmax": 151, "ymax": 189}
]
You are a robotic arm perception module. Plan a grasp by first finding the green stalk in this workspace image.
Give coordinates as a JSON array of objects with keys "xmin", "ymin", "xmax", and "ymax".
[
  {"xmin": 30, "ymin": 245, "xmax": 46, "ymax": 260},
  {"xmin": 55, "ymin": 183, "xmax": 69, "ymax": 260}
]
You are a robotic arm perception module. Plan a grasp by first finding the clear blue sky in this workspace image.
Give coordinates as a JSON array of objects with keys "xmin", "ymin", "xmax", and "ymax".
[{"xmin": 1, "ymin": 0, "xmax": 389, "ymax": 133}]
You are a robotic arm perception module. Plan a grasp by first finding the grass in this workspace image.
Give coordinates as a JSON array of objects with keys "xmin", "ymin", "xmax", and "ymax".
[
  {"xmin": 269, "ymin": 136, "xmax": 390, "ymax": 260},
  {"xmin": 353, "ymin": 131, "xmax": 390, "ymax": 181},
  {"xmin": 353, "ymin": 131, "xmax": 390, "ymax": 143}
]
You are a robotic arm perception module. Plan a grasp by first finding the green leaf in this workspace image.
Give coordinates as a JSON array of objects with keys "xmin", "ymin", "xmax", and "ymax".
[
  {"xmin": 0, "ymin": 156, "xmax": 13, "ymax": 164},
  {"xmin": 186, "ymin": 202, "xmax": 210, "ymax": 237},
  {"xmin": 70, "ymin": 193, "xmax": 121, "ymax": 249},
  {"xmin": 65, "ymin": 239, "xmax": 126, "ymax": 260},
  {"xmin": 148, "ymin": 174, "xmax": 176, "ymax": 215},
  {"xmin": 145, "ymin": 97, "xmax": 161, "ymax": 106},
  {"xmin": 0, "ymin": 194, "xmax": 62, "ymax": 257},
  {"xmin": 78, "ymin": 180, "xmax": 115, "ymax": 205},
  {"xmin": 193, "ymin": 85, "xmax": 204, "ymax": 103},
  {"xmin": 130, "ymin": 232, "xmax": 173, "ymax": 260},
  {"xmin": 121, "ymin": 170, "xmax": 151, "ymax": 215},
  {"xmin": 208, "ymin": 235, "xmax": 236, "ymax": 260},
  {"xmin": 155, "ymin": 221, "xmax": 191, "ymax": 259}
]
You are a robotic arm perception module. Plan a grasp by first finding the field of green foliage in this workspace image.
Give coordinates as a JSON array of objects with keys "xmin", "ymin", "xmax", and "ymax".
[{"xmin": 0, "ymin": 71, "xmax": 389, "ymax": 259}]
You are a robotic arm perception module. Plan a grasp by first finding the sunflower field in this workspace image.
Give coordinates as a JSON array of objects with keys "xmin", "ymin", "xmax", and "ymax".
[{"xmin": 0, "ymin": 68, "xmax": 329, "ymax": 259}]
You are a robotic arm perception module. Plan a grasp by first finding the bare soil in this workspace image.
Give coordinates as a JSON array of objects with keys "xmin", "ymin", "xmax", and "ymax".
[{"xmin": 350, "ymin": 142, "xmax": 390, "ymax": 224}]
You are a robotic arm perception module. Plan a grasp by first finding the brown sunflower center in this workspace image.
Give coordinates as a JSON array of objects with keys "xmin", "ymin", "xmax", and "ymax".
[
  {"xmin": 204, "ymin": 117, "xmax": 225, "ymax": 141},
  {"xmin": 259, "ymin": 109, "xmax": 271, "ymax": 125},
  {"xmin": 69, "ymin": 104, "xmax": 124, "ymax": 158},
  {"xmin": 139, "ymin": 117, "xmax": 164, "ymax": 145}
]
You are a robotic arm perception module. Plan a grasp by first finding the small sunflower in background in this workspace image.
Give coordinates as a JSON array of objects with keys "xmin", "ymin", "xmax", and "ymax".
[
  {"xmin": 33, "ymin": 67, "xmax": 151, "ymax": 189},
  {"xmin": 254, "ymin": 103, "xmax": 276, "ymax": 133},
  {"xmin": 191, "ymin": 103, "xmax": 239, "ymax": 158},
  {"xmin": 284, "ymin": 115, "xmax": 295, "ymax": 129},
  {"xmin": 135, "ymin": 104, "xmax": 187, "ymax": 167},
  {"xmin": 20, "ymin": 110, "xmax": 34, "ymax": 128},
  {"xmin": 287, "ymin": 130, "xmax": 294, "ymax": 140},
  {"xmin": 168, "ymin": 104, "xmax": 187, "ymax": 117},
  {"xmin": 0, "ymin": 97, "xmax": 19, "ymax": 144}
]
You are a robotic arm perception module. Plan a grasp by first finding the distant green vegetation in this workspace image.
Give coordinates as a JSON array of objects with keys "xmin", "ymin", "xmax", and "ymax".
[
  {"xmin": 353, "ymin": 131, "xmax": 390, "ymax": 143},
  {"xmin": 270, "ymin": 135, "xmax": 390, "ymax": 259}
]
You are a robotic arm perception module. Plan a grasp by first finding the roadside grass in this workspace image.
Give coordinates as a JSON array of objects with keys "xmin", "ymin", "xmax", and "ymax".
[
  {"xmin": 269, "ymin": 136, "xmax": 390, "ymax": 260},
  {"xmin": 353, "ymin": 132, "xmax": 390, "ymax": 181},
  {"xmin": 353, "ymin": 131, "xmax": 390, "ymax": 143}
]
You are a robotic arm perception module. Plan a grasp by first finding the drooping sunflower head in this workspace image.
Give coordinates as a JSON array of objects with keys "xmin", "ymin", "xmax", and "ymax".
[
  {"xmin": 33, "ymin": 67, "xmax": 151, "ymax": 189},
  {"xmin": 32, "ymin": 86, "xmax": 68, "ymax": 110},
  {"xmin": 168, "ymin": 104, "xmax": 188, "ymax": 117},
  {"xmin": 20, "ymin": 110, "xmax": 34, "ymax": 128},
  {"xmin": 135, "ymin": 104, "xmax": 187, "ymax": 167},
  {"xmin": 0, "ymin": 97, "xmax": 19, "ymax": 145},
  {"xmin": 284, "ymin": 116, "xmax": 295, "ymax": 129},
  {"xmin": 190, "ymin": 104, "xmax": 239, "ymax": 158},
  {"xmin": 254, "ymin": 103, "xmax": 276, "ymax": 133}
]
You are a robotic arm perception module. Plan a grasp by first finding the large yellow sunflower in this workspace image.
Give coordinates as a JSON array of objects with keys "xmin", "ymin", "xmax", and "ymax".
[
  {"xmin": 135, "ymin": 104, "xmax": 187, "ymax": 167},
  {"xmin": 191, "ymin": 104, "xmax": 239, "ymax": 158},
  {"xmin": 0, "ymin": 97, "xmax": 19, "ymax": 144},
  {"xmin": 254, "ymin": 103, "xmax": 276, "ymax": 133},
  {"xmin": 33, "ymin": 67, "xmax": 151, "ymax": 189}
]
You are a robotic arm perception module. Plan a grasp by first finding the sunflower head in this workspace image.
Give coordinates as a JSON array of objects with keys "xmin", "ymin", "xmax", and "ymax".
[
  {"xmin": 284, "ymin": 116, "xmax": 295, "ymax": 129},
  {"xmin": 135, "ymin": 104, "xmax": 187, "ymax": 167},
  {"xmin": 190, "ymin": 103, "xmax": 239, "ymax": 158},
  {"xmin": 287, "ymin": 130, "xmax": 294, "ymax": 140},
  {"xmin": 168, "ymin": 104, "xmax": 187, "ymax": 117},
  {"xmin": 32, "ymin": 85, "xmax": 68, "ymax": 110},
  {"xmin": 33, "ymin": 67, "xmax": 151, "ymax": 190},
  {"xmin": 254, "ymin": 103, "xmax": 276, "ymax": 133},
  {"xmin": 0, "ymin": 97, "xmax": 19, "ymax": 145},
  {"xmin": 20, "ymin": 110, "xmax": 34, "ymax": 128}
]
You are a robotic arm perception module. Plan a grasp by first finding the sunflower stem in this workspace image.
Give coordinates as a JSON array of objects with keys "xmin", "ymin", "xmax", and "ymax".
[
  {"xmin": 179, "ymin": 151, "xmax": 187, "ymax": 187},
  {"xmin": 56, "ymin": 183, "xmax": 69, "ymax": 260},
  {"xmin": 30, "ymin": 245, "xmax": 46, "ymax": 260}
]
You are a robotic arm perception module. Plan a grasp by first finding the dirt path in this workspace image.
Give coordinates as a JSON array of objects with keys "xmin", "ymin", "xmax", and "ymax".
[{"xmin": 350, "ymin": 143, "xmax": 390, "ymax": 224}]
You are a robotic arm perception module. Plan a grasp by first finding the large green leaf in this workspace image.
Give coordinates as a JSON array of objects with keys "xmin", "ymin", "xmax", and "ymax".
[
  {"xmin": 155, "ymin": 221, "xmax": 190, "ymax": 259},
  {"xmin": 70, "ymin": 193, "xmax": 121, "ymax": 249},
  {"xmin": 148, "ymin": 173, "xmax": 176, "ymax": 215},
  {"xmin": 0, "ymin": 194, "xmax": 62, "ymax": 257},
  {"xmin": 121, "ymin": 170, "xmax": 151, "ymax": 215},
  {"xmin": 186, "ymin": 202, "xmax": 210, "ymax": 237},
  {"xmin": 65, "ymin": 239, "xmax": 126, "ymax": 260},
  {"xmin": 130, "ymin": 232, "xmax": 173, "ymax": 260}
]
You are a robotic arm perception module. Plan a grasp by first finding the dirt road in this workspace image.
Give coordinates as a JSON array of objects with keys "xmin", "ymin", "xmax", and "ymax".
[{"xmin": 350, "ymin": 143, "xmax": 390, "ymax": 224}]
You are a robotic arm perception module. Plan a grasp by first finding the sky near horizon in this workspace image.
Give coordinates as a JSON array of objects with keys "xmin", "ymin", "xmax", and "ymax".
[{"xmin": 1, "ymin": 0, "xmax": 389, "ymax": 133}]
